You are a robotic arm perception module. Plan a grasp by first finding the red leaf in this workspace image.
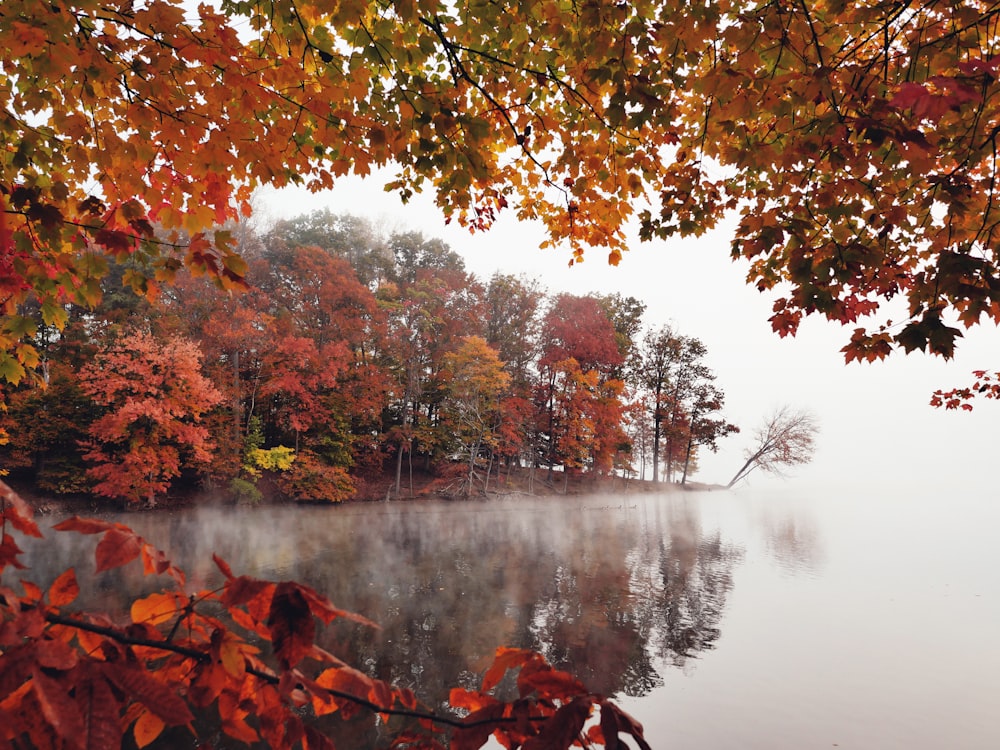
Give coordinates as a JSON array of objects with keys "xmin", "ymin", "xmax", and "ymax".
[
  {"xmin": 80, "ymin": 674, "xmax": 124, "ymax": 750},
  {"xmin": 140, "ymin": 545, "xmax": 171, "ymax": 576},
  {"xmin": 94, "ymin": 228, "xmax": 136, "ymax": 256},
  {"xmin": 34, "ymin": 638, "xmax": 79, "ymax": 671},
  {"xmin": 296, "ymin": 581, "xmax": 379, "ymax": 628},
  {"xmin": 452, "ymin": 704, "xmax": 505, "ymax": 750},
  {"xmin": 20, "ymin": 579, "xmax": 42, "ymax": 603},
  {"xmin": 482, "ymin": 647, "xmax": 537, "ymax": 692},
  {"xmin": 102, "ymin": 665, "xmax": 194, "ymax": 725},
  {"xmin": 522, "ymin": 696, "xmax": 593, "ymax": 750},
  {"xmin": 267, "ymin": 582, "xmax": 316, "ymax": 669},
  {"xmin": 213, "ymin": 553, "xmax": 234, "ymax": 580},
  {"xmin": 94, "ymin": 528, "xmax": 143, "ymax": 573},
  {"xmin": 599, "ymin": 700, "xmax": 619, "ymax": 750},
  {"xmin": 303, "ymin": 725, "xmax": 337, "ymax": 750},
  {"xmin": 601, "ymin": 701, "xmax": 652, "ymax": 750},
  {"xmin": 222, "ymin": 575, "xmax": 272, "ymax": 608},
  {"xmin": 0, "ymin": 533, "xmax": 26, "ymax": 571},
  {"xmin": 52, "ymin": 516, "xmax": 114, "ymax": 535},
  {"xmin": 517, "ymin": 661, "xmax": 586, "ymax": 701},
  {"xmin": 32, "ymin": 667, "xmax": 87, "ymax": 745},
  {"xmin": 48, "ymin": 568, "xmax": 79, "ymax": 607},
  {"xmin": 0, "ymin": 481, "xmax": 42, "ymax": 538}
]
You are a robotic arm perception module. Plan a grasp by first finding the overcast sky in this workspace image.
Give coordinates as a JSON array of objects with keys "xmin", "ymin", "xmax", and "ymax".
[{"xmin": 259, "ymin": 177, "xmax": 998, "ymax": 493}]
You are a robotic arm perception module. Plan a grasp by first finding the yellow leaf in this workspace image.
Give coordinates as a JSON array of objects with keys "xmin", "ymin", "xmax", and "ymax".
[{"xmin": 219, "ymin": 635, "xmax": 246, "ymax": 678}]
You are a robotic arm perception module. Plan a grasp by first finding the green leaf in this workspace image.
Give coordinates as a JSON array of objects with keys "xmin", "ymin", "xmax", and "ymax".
[
  {"xmin": 4, "ymin": 315, "xmax": 37, "ymax": 338},
  {"xmin": 0, "ymin": 352, "xmax": 27, "ymax": 384},
  {"xmin": 40, "ymin": 300, "xmax": 69, "ymax": 329}
]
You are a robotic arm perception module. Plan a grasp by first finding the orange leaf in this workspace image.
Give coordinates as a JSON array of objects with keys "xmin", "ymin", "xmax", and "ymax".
[
  {"xmin": 130, "ymin": 592, "xmax": 182, "ymax": 627},
  {"xmin": 219, "ymin": 691, "xmax": 259, "ymax": 743},
  {"xmin": 20, "ymin": 579, "xmax": 43, "ymax": 604},
  {"xmin": 47, "ymin": 568, "xmax": 79, "ymax": 607},
  {"xmin": 133, "ymin": 709, "xmax": 165, "ymax": 749},
  {"xmin": 140, "ymin": 545, "xmax": 171, "ymax": 577},
  {"xmin": 449, "ymin": 687, "xmax": 498, "ymax": 713}
]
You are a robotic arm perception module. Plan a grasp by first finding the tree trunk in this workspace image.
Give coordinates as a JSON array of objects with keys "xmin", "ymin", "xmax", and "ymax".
[
  {"xmin": 727, "ymin": 454, "xmax": 758, "ymax": 488},
  {"xmin": 681, "ymin": 431, "xmax": 694, "ymax": 485},
  {"xmin": 393, "ymin": 442, "xmax": 403, "ymax": 498}
]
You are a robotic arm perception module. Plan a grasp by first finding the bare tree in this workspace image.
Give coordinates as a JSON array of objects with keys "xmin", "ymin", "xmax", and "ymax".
[{"xmin": 727, "ymin": 406, "xmax": 818, "ymax": 488}]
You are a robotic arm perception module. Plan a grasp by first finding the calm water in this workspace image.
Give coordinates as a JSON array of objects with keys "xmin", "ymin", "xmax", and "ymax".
[{"xmin": 9, "ymin": 486, "xmax": 1000, "ymax": 749}]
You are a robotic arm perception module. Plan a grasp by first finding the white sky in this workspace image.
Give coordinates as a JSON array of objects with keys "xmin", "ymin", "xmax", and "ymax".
[{"xmin": 259, "ymin": 177, "xmax": 998, "ymax": 492}]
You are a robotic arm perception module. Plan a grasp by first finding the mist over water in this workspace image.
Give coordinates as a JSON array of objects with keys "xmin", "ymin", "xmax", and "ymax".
[{"xmin": 9, "ymin": 484, "xmax": 999, "ymax": 749}]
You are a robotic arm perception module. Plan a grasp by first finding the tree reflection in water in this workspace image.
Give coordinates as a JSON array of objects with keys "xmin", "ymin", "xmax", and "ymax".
[{"xmin": 12, "ymin": 493, "xmax": 743, "ymax": 747}]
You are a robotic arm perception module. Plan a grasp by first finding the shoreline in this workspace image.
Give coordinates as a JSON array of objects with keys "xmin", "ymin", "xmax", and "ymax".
[{"xmin": 7, "ymin": 466, "xmax": 729, "ymax": 516}]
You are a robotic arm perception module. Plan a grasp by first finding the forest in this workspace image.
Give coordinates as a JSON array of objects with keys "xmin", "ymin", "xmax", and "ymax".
[
  {"xmin": 4, "ymin": 0, "xmax": 999, "ymax": 747},
  {"xmin": 1, "ymin": 209, "xmax": 738, "ymax": 507}
]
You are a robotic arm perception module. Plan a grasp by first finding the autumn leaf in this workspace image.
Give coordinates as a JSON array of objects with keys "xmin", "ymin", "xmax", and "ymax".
[
  {"xmin": 132, "ymin": 708, "xmax": 166, "ymax": 749},
  {"xmin": 47, "ymin": 568, "xmax": 79, "ymax": 608},
  {"xmin": 81, "ymin": 675, "xmax": 125, "ymax": 750},
  {"xmin": 94, "ymin": 527, "xmax": 144, "ymax": 573},
  {"xmin": 20, "ymin": 579, "xmax": 43, "ymax": 604},
  {"xmin": 521, "ymin": 696, "xmax": 593, "ymax": 750},
  {"xmin": 31, "ymin": 668, "xmax": 87, "ymax": 747},
  {"xmin": 267, "ymin": 582, "xmax": 316, "ymax": 669},
  {"xmin": 517, "ymin": 661, "xmax": 587, "ymax": 701},
  {"xmin": 451, "ymin": 703, "xmax": 506, "ymax": 750},
  {"xmin": 130, "ymin": 592, "xmax": 183, "ymax": 627},
  {"xmin": 482, "ymin": 647, "xmax": 537, "ymax": 692},
  {"xmin": 33, "ymin": 638, "xmax": 78, "ymax": 671},
  {"xmin": 52, "ymin": 517, "xmax": 114, "ymax": 535},
  {"xmin": 600, "ymin": 700, "xmax": 652, "ymax": 750},
  {"xmin": 0, "ymin": 481, "xmax": 41, "ymax": 538},
  {"xmin": 213, "ymin": 553, "xmax": 235, "ymax": 580},
  {"xmin": 102, "ymin": 665, "xmax": 194, "ymax": 725}
]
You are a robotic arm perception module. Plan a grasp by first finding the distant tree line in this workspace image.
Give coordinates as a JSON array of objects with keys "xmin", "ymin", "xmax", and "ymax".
[{"xmin": 1, "ymin": 210, "xmax": 739, "ymax": 504}]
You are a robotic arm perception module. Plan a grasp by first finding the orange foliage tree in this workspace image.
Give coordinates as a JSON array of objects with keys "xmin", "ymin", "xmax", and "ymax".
[
  {"xmin": 79, "ymin": 329, "xmax": 222, "ymax": 506},
  {"xmin": 4, "ymin": 0, "xmax": 999, "ymax": 745}
]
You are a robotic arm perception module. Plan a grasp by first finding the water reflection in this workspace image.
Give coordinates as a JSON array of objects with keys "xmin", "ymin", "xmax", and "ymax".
[
  {"xmin": 9, "ymin": 494, "xmax": 745, "ymax": 745},
  {"xmin": 760, "ymin": 510, "xmax": 823, "ymax": 577}
]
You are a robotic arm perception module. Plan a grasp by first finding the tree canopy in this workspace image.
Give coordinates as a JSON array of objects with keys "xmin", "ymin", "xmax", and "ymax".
[{"xmin": 4, "ymin": 1, "xmax": 1000, "ymax": 377}]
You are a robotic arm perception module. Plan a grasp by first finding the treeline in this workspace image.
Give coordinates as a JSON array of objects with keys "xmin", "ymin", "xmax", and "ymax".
[{"xmin": 1, "ymin": 210, "xmax": 737, "ymax": 504}]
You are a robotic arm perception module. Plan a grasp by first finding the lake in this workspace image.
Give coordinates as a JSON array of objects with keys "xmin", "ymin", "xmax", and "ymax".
[{"xmin": 10, "ymin": 484, "xmax": 1000, "ymax": 749}]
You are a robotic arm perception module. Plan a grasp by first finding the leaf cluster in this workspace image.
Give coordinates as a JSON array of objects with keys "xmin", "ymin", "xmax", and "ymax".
[{"xmin": 0, "ymin": 481, "xmax": 649, "ymax": 748}]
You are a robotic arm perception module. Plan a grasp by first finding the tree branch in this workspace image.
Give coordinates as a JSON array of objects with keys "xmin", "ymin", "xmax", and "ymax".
[{"xmin": 39, "ymin": 610, "xmax": 549, "ymax": 731}]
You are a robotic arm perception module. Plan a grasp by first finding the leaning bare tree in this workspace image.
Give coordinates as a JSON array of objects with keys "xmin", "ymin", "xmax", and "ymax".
[{"xmin": 727, "ymin": 406, "xmax": 818, "ymax": 488}]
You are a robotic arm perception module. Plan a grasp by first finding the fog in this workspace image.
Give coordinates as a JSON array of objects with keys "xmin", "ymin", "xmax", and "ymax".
[
  {"xmin": 261, "ymin": 178, "xmax": 999, "ymax": 494},
  {"xmin": 14, "ymin": 485, "xmax": 998, "ymax": 749}
]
